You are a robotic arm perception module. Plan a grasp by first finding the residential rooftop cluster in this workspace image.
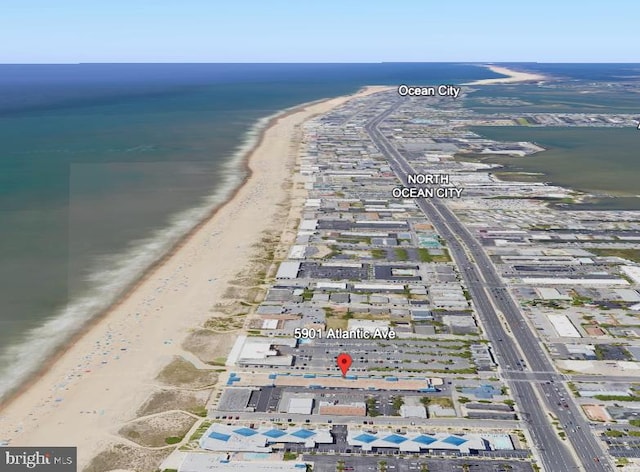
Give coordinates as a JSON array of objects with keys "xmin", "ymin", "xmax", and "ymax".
[{"xmin": 162, "ymin": 85, "xmax": 640, "ymax": 472}]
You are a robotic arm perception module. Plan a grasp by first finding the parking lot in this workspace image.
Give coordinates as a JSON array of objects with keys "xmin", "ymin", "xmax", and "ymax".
[
  {"xmin": 285, "ymin": 337, "xmax": 475, "ymax": 375},
  {"xmin": 603, "ymin": 435, "xmax": 640, "ymax": 458},
  {"xmin": 298, "ymin": 262, "xmax": 371, "ymax": 281},
  {"xmin": 306, "ymin": 455, "xmax": 534, "ymax": 472}
]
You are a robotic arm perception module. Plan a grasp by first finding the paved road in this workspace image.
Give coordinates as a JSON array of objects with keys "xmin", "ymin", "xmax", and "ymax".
[{"xmin": 364, "ymin": 100, "xmax": 612, "ymax": 472}]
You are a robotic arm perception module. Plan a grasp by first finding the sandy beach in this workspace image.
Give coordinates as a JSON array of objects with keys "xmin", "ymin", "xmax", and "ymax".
[
  {"xmin": 0, "ymin": 86, "xmax": 389, "ymax": 469},
  {"xmin": 464, "ymin": 64, "xmax": 547, "ymax": 85}
]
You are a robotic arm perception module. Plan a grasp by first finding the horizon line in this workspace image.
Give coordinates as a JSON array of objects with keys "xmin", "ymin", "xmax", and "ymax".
[{"xmin": 1, "ymin": 61, "xmax": 639, "ymax": 65}]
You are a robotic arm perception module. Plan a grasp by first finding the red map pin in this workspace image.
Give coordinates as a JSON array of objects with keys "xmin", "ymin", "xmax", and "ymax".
[{"xmin": 337, "ymin": 353, "xmax": 352, "ymax": 377}]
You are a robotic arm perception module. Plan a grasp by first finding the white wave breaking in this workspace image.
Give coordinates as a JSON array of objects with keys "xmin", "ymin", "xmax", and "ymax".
[{"xmin": 0, "ymin": 110, "xmax": 283, "ymax": 401}]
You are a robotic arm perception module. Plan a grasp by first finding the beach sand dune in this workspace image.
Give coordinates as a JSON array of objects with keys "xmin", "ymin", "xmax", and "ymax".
[{"xmin": 0, "ymin": 86, "xmax": 390, "ymax": 468}]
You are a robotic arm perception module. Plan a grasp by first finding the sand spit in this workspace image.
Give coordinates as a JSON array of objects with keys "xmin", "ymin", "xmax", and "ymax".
[{"xmin": 464, "ymin": 64, "xmax": 547, "ymax": 85}]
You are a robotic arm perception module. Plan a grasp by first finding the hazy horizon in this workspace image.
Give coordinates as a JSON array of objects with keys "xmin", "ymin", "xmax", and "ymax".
[{"xmin": 2, "ymin": 1, "xmax": 637, "ymax": 63}]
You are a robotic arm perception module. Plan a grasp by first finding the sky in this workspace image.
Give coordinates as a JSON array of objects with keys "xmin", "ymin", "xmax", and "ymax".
[{"xmin": 1, "ymin": 0, "xmax": 638, "ymax": 63}]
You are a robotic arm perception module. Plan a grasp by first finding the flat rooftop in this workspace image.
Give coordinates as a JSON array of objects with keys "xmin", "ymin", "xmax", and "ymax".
[
  {"xmin": 178, "ymin": 452, "xmax": 308, "ymax": 472},
  {"xmin": 200, "ymin": 423, "xmax": 332, "ymax": 452}
]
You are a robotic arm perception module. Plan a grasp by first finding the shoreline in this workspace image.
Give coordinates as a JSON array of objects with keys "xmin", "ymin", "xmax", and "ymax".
[
  {"xmin": 463, "ymin": 64, "xmax": 548, "ymax": 85},
  {"xmin": 0, "ymin": 101, "xmax": 310, "ymax": 410},
  {"xmin": 0, "ymin": 85, "xmax": 390, "ymax": 466}
]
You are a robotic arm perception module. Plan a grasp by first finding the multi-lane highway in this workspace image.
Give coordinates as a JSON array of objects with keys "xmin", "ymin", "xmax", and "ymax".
[{"xmin": 365, "ymin": 100, "xmax": 612, "ymax": 472}]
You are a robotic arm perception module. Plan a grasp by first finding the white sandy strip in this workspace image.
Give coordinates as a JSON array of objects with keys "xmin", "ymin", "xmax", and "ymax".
[
  {"xmin": 0, "ymin": 85, "xmax": 391, "ymax": 467},
  {"xmin": 463, "ymin": 65, "xmax": 547, "ymax": 85}
]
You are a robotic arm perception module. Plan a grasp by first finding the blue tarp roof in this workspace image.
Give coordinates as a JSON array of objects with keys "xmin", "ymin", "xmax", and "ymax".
[
  {"xmin": 354, "ymin": 433, "xmax": 377, "ymax": 444},
  {"xmin": 208, "ymin": 431, "xmax": 231, "ymax": 442},
  {"xmin": 383, "ymin": 434, "xmax": 407, "ymax": 444}
]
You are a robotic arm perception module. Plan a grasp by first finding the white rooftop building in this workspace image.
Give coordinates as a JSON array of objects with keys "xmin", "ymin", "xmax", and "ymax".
[
  {"xmin": 521, "ymin": 277, "xmax": 629, "ymax": 286},
  {"xmin": 615, "ymin": 289, "xmax": 640, "ymax": 302},
  {"xmin": 347, "ymin": 429, "xmax": 513, "ymax": 453},
  {"xmin": 548, "ymin": 315, "xmax": 581, "ymax": 338},
  {"xmin": 276, "ymin": 261, "xmax": 301, "ymax": 279},
  {"xmin": 399, "ymin": 405, "xmax": 427, "ymax": 419},
  {"xmin": 566, "ymin": 344, "xmax": 596, "ymax": 358},
  {"xmin": 288, "ymin": 245, "xmax": 307, "ymax": 259},
  {"xmin": 353, "ymin": 283, "xmax": 404, "ymax": 292},
  {"xmin": 536, "ymin": 287, "xmax": 571, "ymax": 300},
  {"xmin": 177, "ymin": 453, "xmax": 309, "ymax": 472},
  {"xmin": 226, "ymin": 336, "xmax": 296, "ymax": 367},
  {"xmin": 200, "ymin": 424, "xmax": 332, "ymax": 452},
  {"xmin": 622, "ymin": 266, "xmax": 640, "ymax": 284},
  {"xmin": 286, "ymin": 397, "xmax": 314, "ymax": 415},
  {"xmin": 299, "ymin": 219, "xmax": 318, "ymax": 231},
  {"xmin": 347, "ymin": 319, "xmax": 391, "ymax": 333},
  {"xmin": 316, "ymin": 282, "xmax": 347, "ymax": 290}
]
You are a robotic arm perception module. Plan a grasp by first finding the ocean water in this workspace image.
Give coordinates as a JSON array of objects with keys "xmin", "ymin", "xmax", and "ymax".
[
  {"xmin": 499, "ymin": 62, "xmax": 640, "ymax": 81},
  {"xmin": 0, "ymin": 63, "xmax": 499, "ymax": 401}
]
